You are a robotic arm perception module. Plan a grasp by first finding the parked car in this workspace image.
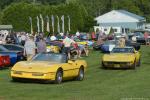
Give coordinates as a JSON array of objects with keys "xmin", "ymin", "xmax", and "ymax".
[
  {"xmin": 134, "ymin": 32, "xmax": 146, "ymax": 44},
  {"xmin": 101, "ymin": 40, "xmax": 117, "ymax": 53},
  {"xmin": 0, "ymin": 55, "xmax": 10, "ymax": 68},
  {"xmin": 11, "ymin": 53, "xmax": 87, "ymax": 84},
  {"xmin": 102, "ymin": 47, "xmax": 141, "ymax": 69},
  {"xmin": 125, "ymin": 40, "xmax": 141, "ymax": 51},
  {"xmin": 0, "ymin": 44, "xmax": 25, "ymax": 65}
]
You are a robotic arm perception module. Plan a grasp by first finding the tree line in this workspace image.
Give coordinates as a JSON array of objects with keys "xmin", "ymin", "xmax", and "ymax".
[{"xmin": 0, "ymin": 0, "xmax": 150, "ymax": 33}]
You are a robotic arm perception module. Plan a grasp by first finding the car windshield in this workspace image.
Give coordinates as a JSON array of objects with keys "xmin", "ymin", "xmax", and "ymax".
[
  {"xmin": 0, "ymin": 45, "xmax": 9, "ymax": 51},
  {"xmin": 112, "ymin": 48, "xmax": 134, "ymax": 53},
  {"xmin": 3, "ymin": 45, "xmax": 24, "ymax": 51},
  {"xmin": 134, "ymin": 32, "xmax": 144, "ymax": 37},
  {"xmin": 32, "ymin": 53, "xmax": 67, "ymax": 63}
]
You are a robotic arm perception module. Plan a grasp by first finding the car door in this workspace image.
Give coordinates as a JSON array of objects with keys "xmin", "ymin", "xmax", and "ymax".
[{"xmin": 62, "ymin": 61, "xmax": 79, "ymax": 79}]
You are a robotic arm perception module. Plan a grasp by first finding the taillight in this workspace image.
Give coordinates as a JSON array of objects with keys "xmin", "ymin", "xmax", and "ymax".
[
  {"xmin": 0, "ymin": 57, "xmax": 3, "ymax": 66},
  {"xmin": 3, "ymin": 56, "xmax": 10, "ymax": 65}
]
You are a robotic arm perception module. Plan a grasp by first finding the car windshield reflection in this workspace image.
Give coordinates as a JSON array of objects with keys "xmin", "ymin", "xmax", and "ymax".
[
  {"xmin": 112, "ymin": 48, "xmax": 134, "ymax": 53},
  {"xmin": 32, "ymin": 53, "xmax": 67, "ymax": 63}
]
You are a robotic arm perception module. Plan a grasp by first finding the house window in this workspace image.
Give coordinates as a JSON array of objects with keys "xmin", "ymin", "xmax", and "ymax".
[
  {"xmin": 113, "ymin": 29, "xmax": 117, "ymax": 32},
  {"xmin": 122, "ymin": 28, "xmax": 124, "ymax": 33},
  {"xmin": 104, "ymin": 29, "xmax": 107, "ymax": 31},
  {"xmin": 125, "ymin": 28, "xmax": 129, "ymax": 33}
]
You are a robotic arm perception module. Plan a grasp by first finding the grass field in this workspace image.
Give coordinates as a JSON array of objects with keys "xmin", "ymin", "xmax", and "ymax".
[{"xmin": 0, "ymin": 46, "xmax": 150, "ymax": 100}]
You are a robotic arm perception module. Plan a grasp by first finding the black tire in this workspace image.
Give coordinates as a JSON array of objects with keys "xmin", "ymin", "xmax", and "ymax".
[
  {"xmin": 137, "ymin": 58, "xmax": 141, "ymax": 67},
  {"xmin": 12, "ymin": 77, "xmax": 19, "ymax": 82},
  {"xmin": 76, "ymin": 67, "xmax": 84, "ymax": 81},
  {"xmin": 101, "ymin": 62, "xmax": 106, "ymax": 69},
  {"xmin": 54, "ymin": 70, "xmax": 63, "ymax": 84}
]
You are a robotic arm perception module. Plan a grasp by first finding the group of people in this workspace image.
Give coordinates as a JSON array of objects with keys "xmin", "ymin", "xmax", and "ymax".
[
  {"xmin": 21, "ymin": 32, "xmax": 90, "ymax": 60},
  {"xmin": 63, "ymin": 36, "xmax": 89, "ymax": 59}
]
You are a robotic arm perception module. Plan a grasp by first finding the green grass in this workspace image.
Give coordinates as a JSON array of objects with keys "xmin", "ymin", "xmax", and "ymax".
[{"xmin": 0, "ymin": 46, "xmax": 150, "ymax": 100}]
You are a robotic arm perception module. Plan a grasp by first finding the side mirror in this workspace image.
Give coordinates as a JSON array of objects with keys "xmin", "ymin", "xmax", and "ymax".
[
  {"xmin": 134, "ymin": 51, "xmax": 138, "ymax": 53},
  {"xmin": 68, "ymin": 60, "xmax": 74, "ymax": 64}
]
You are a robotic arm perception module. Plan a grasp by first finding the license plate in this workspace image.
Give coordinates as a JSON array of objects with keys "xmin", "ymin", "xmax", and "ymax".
[{"xmin": 115, "ymin": 64, "xmax": 120, "ymax": 68}]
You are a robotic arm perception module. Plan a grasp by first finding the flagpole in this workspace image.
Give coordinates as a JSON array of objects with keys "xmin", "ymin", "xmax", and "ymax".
[
  {"xmin": 51, "ymin": 15, "xmax": 55, "ymax": 35},
  {"xmin": 37, "ymin": 16, "xmax": 40, "ymax": 34},
  {"xmin": 57, "ymin": 16, "xmax": 60, "ymax": 34},
  {"xmin": 40, "ymin": 14, "xmax": 44, "ymax": 33},
  {"xmin": 68, "ymin": 15, "xmax": 70, "ymax": 32},
  {"xmin": 46, "ymin": 15, "xmax": 50, "ymax": 33},
  {"xmin": 29, "ymin": 16, "xmax": 33, "ymax": 34},
  {"xmin": 61, "ymin": 15, "xmax": 64, "ymax": 33}
]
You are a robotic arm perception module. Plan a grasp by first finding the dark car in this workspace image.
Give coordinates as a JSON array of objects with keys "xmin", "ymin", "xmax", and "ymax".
[
  {"xmin": 125, "ymin": 40, "xmax": 141, "ymax": 51},
  {"xmin": 134, "ymin": 32, "xmax": 145, "ymax": 44},
  {"xmin": 0, "ymin": 44, "xmax": 25, "ymax": 65}
]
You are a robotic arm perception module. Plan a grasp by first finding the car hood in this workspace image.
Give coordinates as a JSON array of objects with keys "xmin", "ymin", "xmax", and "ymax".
[
  {"xmin": 11, "ymin": 61, "xmax": 61, "ymax": 73},
  {"xmin": 103, "ymin": 53, "xmax": 135, "ymax": 62}
]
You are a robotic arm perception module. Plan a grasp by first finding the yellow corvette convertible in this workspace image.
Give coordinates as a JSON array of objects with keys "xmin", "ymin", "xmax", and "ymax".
[
  {"xmin": 102, "ymin": 47, "xmax": 141, "ymax": 69},
  {"xmin": 11, "ymin": 53, "xmax": 87, "ymax": 84}
]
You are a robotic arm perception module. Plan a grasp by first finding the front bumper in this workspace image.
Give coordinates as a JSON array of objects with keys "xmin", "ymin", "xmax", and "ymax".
[
  {"xmin": 11, "ymin": 70, "xmax": 56, "ymax": 80},
  {"xmin": 102, "ymin": 61, "xmax": 133, "ymax": 68}
]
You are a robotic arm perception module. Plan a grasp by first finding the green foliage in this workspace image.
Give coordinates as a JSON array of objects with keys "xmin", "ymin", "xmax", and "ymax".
[
  {"xmin": 1, "ymin": 2, "xmax": 88, "ymax": 33},
  {"xmin": 78, "ymin": 0, "xmax": 150, "ymax": 22}
]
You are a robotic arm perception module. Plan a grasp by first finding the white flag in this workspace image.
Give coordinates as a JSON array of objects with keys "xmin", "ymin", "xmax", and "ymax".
[
  {"xmin": 51, "ymin": 15, "xmax": 54, "ymax": 33},
  {"xmin": 46, "ymin": 16, "xmax": 50, "ymax": 32},
  {"xmin": 68, "ymin": 15, "xmax": 70, "ymax": 32},
  {"xmin": 61, "ymin": 15, "xmax": 64, "ymax": 33},
  {"xmin": 29, "ymin": 16, "xmax": 33, "ymax": 34},
  {"xmin": 40, "ymin": 14, "xmax": 44, "ymax": 33},
  {"xmin": 57, "ymin": 16, "xmax": 60, "ymax": 33},
  {"xmin": 36, "ymin": 16, "xmax": 40, "ymax": 33}
]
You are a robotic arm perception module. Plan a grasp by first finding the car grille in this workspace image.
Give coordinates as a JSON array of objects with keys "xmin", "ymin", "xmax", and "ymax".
[{"xmin": 106, "ymin": 62, "xmax": 127, "ymax": 65}]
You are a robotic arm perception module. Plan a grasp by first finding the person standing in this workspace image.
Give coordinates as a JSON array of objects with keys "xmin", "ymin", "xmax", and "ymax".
[
  {"xmin": 118, "ymin": 37, "xmax": 126, "ymax": 47},
  {"xmin": 63, "ymin": 36, "xmax": 75, "ymax": 59},
  {"xmin": 24, "ymin": 36, "xmax": 36, "ymax": 60},
  {"xmin": 37, "ymin": 37, "xmax": 47, "ymax": 53},
  {"xmin": 21, "ymin": 33, "xmax": 26, "ymax": 46}
]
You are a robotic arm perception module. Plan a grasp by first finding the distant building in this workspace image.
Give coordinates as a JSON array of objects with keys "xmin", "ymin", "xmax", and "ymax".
[
  {"xmin": 0, "ymin": 25, "xmax": 13, "ymax": 33},
  {"xmin": 0, "ymin": 25, "xmax": 13, "ymax": 30},
  {"xmin": 144, "ymin": 23, "xmax": 150, "ymax": 31},
  {"xmin": 94, "ymin": 10, "xmax": 146, "ymax": 34}
]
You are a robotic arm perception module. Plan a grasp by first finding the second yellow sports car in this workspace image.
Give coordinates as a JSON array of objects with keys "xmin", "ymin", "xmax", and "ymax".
[
  {"xmin": 11, "ymin": 53, "xmax": 87, "ymax": 84},
  {"xmin": 102, "ymin": 47, "xmax": 141, "ymax": 69},
  {"xmin": 46, "ymin": 45, "xmax": 60, "ymax": 53}
]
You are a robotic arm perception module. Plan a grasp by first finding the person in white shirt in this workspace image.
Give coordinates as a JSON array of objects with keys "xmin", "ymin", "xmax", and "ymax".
[
  {"xmin": 24, "ymin": 36, "xmax": 36, "ymax": 60},
  {"xmin": 63, "ymin": 36, "xmax": 75, "ymax": 59}
]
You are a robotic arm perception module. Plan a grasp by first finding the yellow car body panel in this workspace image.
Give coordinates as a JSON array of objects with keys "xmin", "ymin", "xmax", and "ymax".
[
  {"xmin": 11, "ymin": 60, "xmax": 87, "ymax": 81},
  {"xmin": 77, "ymin": 41, "xmax": 87, "ymax": 45},
  {"xmin": 46, "ymin": 46, "xmax": 60, "ymax": 53},
  {"xmin": 102, "ymin": 49, "xmax": 140, "ymax": 68}
]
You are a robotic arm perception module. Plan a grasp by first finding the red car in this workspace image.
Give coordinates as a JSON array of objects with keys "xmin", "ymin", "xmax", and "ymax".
[{"xmin": 0, "ymin": 55, "xmax": 10, "ymax": 68}]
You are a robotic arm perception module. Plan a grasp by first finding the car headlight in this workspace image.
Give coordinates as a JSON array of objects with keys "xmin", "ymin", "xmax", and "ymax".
[{"xmin": 13, "ymin": 71, "xmax": 22, "ymax": 75}]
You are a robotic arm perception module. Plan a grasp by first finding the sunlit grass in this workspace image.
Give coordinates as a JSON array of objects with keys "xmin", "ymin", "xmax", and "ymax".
[{"xmin": 0, "ymin": 46, "xmax": 150, "ymax": 100}]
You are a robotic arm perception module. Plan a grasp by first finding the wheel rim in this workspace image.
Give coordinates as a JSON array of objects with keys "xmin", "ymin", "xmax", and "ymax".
[
  {"xmin": 79, "ymin": 69, "xmax": 84, "ymax": 80},
  {"xmin": 57, "ymin": 72, "xmax": 62, "ymax": 83}
]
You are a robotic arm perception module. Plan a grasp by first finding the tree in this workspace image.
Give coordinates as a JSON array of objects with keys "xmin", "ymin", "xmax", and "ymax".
[{"xmin": 1, "ymin": 2, "xmax": 88, "ymax": 33}]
